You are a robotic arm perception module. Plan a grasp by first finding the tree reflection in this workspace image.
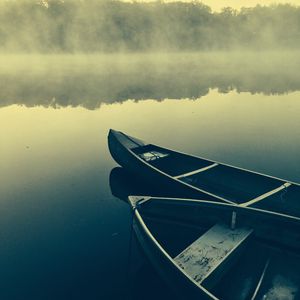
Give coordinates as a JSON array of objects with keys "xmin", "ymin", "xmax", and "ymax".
[{"xmin": 1, "ymin": 52, "xmax": 299, "ymax": 109}]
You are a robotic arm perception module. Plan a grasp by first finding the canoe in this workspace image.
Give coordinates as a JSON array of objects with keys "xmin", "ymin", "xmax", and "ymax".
[
  {"xmin": 128, "ymin": 196, "xmax": 300, "ymax": 300},
  {"xmin": 108, "ymin": 129, "xmax": 300, "ymax": 218}
]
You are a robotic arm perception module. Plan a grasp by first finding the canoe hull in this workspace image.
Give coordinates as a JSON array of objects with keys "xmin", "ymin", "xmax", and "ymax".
[
  {"xmin": 108, "ymin": 130, "xmax": 220, "ymax": 201},
  {"xmin": 130, "ymin": 196, "xmax": 300, "ymax": 300}
]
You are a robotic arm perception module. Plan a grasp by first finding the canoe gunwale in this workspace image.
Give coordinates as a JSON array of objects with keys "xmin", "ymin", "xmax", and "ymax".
[
  {"xmin": 148, "ymin": 142, "xmax": 300, "ymax": 188},
  {"xmin": 132, "ymin": 196, "xmax": 300, "ymax": 223}
]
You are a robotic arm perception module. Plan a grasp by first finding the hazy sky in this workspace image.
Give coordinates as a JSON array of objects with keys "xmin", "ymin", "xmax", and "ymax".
[
  {"xmin": 125, "ymin": 0, "xmax": 300, "ymax": 11},
  {"xmin": 203, "ymin": 0, "xmax": 299, "ymax": 11}
]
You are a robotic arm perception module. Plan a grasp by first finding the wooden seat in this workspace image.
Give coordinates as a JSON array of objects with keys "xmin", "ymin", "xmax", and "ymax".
[{"xmin": 174, "ymin": 223, "xmax": 253, "ymax": 288}]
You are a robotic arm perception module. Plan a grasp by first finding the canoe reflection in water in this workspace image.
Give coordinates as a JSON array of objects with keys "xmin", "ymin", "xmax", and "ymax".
[
  {"xmin": 109, "ymin": 167, "xmax": 179, "ymax": 300},
  {"xmin": 109, "ymin": 168, "xmax": 300, "ymax": 300},
  {"xmin": 109, "ymin": 167, "xmax": 173, "ymax": 201}
]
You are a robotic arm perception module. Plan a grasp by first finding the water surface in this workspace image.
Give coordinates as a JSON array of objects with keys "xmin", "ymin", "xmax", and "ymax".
[{"xmin": 0, "ymin": 54, "xmax": 300, "ymax": 299}]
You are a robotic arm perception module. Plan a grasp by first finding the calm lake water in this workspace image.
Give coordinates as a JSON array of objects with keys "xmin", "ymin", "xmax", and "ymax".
[{"xmin": 0, "ymin": 53, "xmax": 300, "ymax": 299}]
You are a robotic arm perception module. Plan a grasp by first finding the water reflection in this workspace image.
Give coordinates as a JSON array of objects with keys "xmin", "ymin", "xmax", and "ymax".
[
  {"xmin": 109, "ymin": 167, "xmax": 181, "ymax": 299},
  {"xmin": 109, "ymin": 167, "xmax": 142, "ymax": 202},
  {"xmin": 1, "ymin": 52, "xmax": 300, "ymax": 109},
  {"xmin": 109, "ymin": 167, "xmax": 177, "ymax": 201}
]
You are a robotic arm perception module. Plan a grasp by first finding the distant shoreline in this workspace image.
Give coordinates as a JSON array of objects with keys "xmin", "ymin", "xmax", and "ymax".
[{"xmin": 0, "ymin": 1, "xmax": 300, "ymax": 53}]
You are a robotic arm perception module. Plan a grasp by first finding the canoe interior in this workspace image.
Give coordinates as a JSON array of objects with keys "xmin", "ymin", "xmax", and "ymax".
[
  {"xmin": 132, "ymin": 144, "xmax": 296, "ymax": 205},
  {"xmin": 179, "ymin": 165, "xmax": 283, "ymax": 204},
  {"xmin": 137, "ymin": 198, "xmax": 300, "ymax": 300},
  {"xmin": 212, "ymin": 244, "xmax": 300, "ymax": 300},
  {"xmin": 110, "ymin": 129, "xmax": 144, "ymax": 149},
  {"xmin": 251, "ymin": 184, "xmax": 300, "ymax": 218},
  {"xmin": 132, "ymin": 144, "xmax": 212, "ymax": 176}
]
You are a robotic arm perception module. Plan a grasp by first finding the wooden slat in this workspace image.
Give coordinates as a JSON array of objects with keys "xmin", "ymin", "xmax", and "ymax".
[
  {"xmin": 241, "ymin": 182, "xmax": 291, "ymax": 207},
  {"xmin": 174, "ymin": 223, "xmax": 253, "ymax": 286},
  {"xmin": 174, "ymin": 163, "xmax": 219, "ymax": 179}
]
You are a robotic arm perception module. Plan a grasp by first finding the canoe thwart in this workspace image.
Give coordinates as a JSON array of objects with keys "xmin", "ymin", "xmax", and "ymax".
[
  {"xmin": 241, "ymin": 182, "xmax": 292, "ymax": 207},
  {"xmin": 174, "ymin": 163, "xmax": 219, "ymax": 179}
]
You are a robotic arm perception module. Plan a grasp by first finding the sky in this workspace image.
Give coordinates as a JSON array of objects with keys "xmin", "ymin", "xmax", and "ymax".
[
  {"xmin": 125, "ymin": 0, "xmax": 300, "ymax": 11},
  {"xmin": 202, "ymin": 0, "xmax": 299, "ymax": 11}
]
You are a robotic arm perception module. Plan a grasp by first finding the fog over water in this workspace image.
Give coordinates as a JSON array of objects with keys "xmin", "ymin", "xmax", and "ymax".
[
  {"xmin": 0, "ymin": 1, "xmax": 300, "ymax": 53},
  {"xmin": 1, "ymin": 51, "xmax": 300, "ymax": 109}
]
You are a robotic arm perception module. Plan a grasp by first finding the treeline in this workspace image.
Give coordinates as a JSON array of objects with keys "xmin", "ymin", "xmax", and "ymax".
[{"xmin": 0, "ymin": 0, "xmax": 300, "ymax": 52}]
